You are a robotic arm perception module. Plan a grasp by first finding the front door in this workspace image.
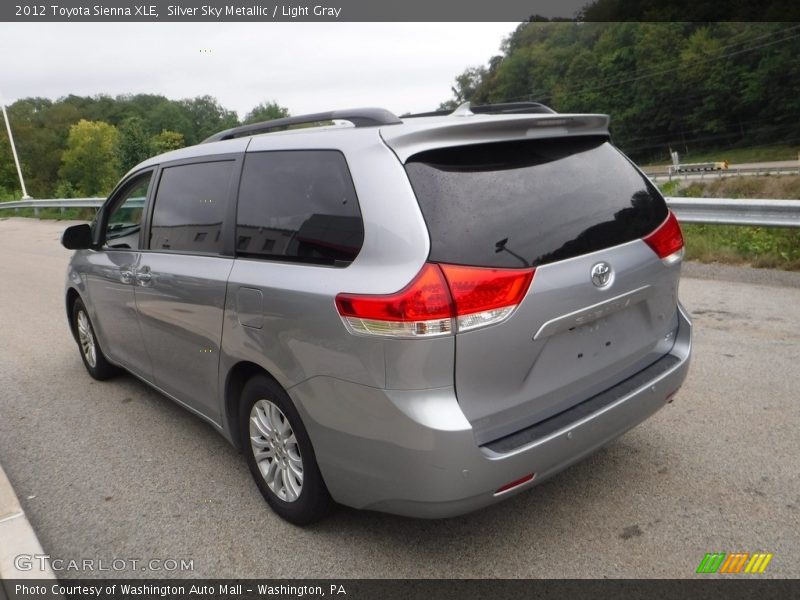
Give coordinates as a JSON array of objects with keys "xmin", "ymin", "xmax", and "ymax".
[{"xmin": 82, "ymin": 171, "xmax": 154, "ymax": 380}]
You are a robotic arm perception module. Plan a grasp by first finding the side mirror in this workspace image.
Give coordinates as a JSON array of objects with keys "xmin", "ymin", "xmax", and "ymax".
[{"xmin": 61, "ymin": 224, "xmax": 94, "ymax": 250}]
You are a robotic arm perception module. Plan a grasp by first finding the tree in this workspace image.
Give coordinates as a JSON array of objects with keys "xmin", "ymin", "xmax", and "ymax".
[
  {"xmin": 244, "ymin": 101, "xmax": 290, "ymax": 124},
  {"xmin": 1, "ymin": 97, "xmax": 81, "ymax": 197},
  {"xmin": 54, "ymin": 180, "xmax": 79, "ymax": 199},
  {"xmin": 151, "ymin": 130, "xmax": 185, "ymax": 154},
  {"xmin": 59, "ymin": 120, "xmax": 120, "ymax": 196},
  {"xmin": 117, "ymin": 117, "xmax": 152, "ymax": 173},
  {"xmin": 179, "ymin": 95, "xmax": 238, "ymax": 144},
  {"xmin": 438, "ymin": 67, "xmax": 487, "ymax": 110},
  {"xmin": 0, "ymin": 136, "xmax": 20, "ymax": 198},
  {"xmin": 436, "ymin": 21, "xmax": 800, "ymax": 163}
]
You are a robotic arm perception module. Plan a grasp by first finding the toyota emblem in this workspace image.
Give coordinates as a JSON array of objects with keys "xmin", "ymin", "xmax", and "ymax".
[{"xmin": 591, "ymin": 262, "xmax": 613, "ymax": 288}]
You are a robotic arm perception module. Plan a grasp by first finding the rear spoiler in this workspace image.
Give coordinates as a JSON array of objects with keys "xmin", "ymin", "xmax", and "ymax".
[{"xmin": 380, "ymin": 113, "xmax": 611, "ymax": 163}]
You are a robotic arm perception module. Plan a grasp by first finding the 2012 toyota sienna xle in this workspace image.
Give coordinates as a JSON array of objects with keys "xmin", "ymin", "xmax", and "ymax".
[{"xmin": 61, "ymin": 102, "xmax": 692, "ymax": 524}]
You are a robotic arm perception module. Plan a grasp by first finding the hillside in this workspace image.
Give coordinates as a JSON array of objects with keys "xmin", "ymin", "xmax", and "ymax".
[{"xmin": 441, "ymin": 22, "xmax": 800, "ymax": 164}]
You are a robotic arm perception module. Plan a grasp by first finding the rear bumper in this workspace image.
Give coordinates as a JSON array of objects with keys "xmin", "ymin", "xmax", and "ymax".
[{"xmin": 289, "ymin": 304, "xmax": 692, "ymax": 518}]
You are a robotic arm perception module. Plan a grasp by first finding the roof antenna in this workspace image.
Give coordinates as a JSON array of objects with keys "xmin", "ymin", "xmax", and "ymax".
[{"xmin": 451, "ymin": 102, "xmax": 474, "ymax": 117}]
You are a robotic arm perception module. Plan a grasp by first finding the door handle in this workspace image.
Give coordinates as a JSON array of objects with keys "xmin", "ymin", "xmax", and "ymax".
[
  {"xmin": 135, "ymin": 266, "xmax": 153, "ymax": 286},
  {"xmin": 120, "ymin": 269, "xmax": 134, "ymax": 284}
]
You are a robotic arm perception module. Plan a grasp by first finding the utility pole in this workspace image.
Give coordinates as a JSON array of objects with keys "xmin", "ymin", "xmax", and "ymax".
[{"xmin": 1, "ymin": 100, "xmax": 31, "ymax": 199}]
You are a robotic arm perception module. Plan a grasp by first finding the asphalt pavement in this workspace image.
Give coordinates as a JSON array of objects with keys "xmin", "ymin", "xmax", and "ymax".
[{"xmin": 0, "ymin": 217, "xmax": 797, "ymax": 578}]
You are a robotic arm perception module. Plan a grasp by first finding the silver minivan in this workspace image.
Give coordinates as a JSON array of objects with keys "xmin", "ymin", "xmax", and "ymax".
[{"xmin": 62, "ymin": 103, "xmax": 692, "ymax": 524}]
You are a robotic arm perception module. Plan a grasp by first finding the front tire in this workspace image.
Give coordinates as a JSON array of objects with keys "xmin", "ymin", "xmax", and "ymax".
[
  {"xmin": 71, "ymin": 298, "xmax": 118, "ymax": 380},
  {"xmin": 240, "ymin": 375, "xmax": 333, "ymax": 525}
]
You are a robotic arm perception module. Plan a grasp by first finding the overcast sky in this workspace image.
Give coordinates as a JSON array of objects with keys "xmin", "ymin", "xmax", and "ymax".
[{"xmin": 1, "ymin": 23, "xmax": 522, "ymax": 118}]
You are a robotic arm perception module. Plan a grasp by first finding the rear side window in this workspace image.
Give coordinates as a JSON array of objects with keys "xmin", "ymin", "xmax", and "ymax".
[
  {"xmin": 236, "ymin": 150, "xmax": 364, "ymax": 266},
  {"xmin": 405, "ymin": 137, "xmax": 668, "ymax": 268},
  {"xmin": 149, "ymin": 161, "xmax": 234, "ymax": 253}
]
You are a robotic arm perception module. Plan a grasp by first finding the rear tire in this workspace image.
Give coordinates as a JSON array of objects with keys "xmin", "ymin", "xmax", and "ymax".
[
  {"xmin": 240, "ymin": 375, "xmax": 333, "ymax": 525},
  {"xmin": 71, "ymin": 298, "xmax": 118, "ymax": 380}
]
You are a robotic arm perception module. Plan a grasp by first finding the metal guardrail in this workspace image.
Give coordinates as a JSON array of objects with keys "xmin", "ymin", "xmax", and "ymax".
[
  {"xmin": 0, "ymin": 197, "xmax": 140, "ymax": 215},
  {"xmin": 646, "ymin": 165, "xmax": 800, "ymax": 182},
  {"xmin": 0, "ymin": 196, "xmax": 798, "ymax": 227},
  {"xmin": 665, "ymin": 197, "xmax": 800, "ymax": 228},
  {"xmin": 0, "ymin": 197, "xmax": 105, "ymax": 210}
]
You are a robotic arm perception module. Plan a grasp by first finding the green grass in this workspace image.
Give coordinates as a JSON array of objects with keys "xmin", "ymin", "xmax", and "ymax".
[
  {"xmin": 682, "ymin": 224, "xmax": 800, "ymax": 270},
  {"xmin": 644, "ymin": 144, "xmax": 799, "ymax": 167},
  {"xmin": 660, "ymin": 175, "xmax": 800, "ymax": 270}
]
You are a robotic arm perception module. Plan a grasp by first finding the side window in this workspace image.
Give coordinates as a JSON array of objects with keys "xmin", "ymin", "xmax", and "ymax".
[
  {"xmin": 103, "ymin": 172, "xmax": 151, "ymax": 250},
  {"xmin": 149, "ymin": 161, "xmax": 233, "ymax": 253},
  {"xmin": 236, "ymin": 151, "xmax": 364, "ymax": 265}
]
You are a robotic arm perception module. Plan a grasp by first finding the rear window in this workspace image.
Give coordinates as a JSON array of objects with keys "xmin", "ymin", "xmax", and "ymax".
[{"xmin": 405, "ymin": 137, "xmax": 667, "ymax": 268}]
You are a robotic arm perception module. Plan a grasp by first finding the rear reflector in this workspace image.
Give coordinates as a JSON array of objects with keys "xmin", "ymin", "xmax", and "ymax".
[
  {"xmin": 495, "ymin": 473, "xmax": 535, "ymax": 495},
  {"xmin": 335, "ymin": 263, "xmax": 535, "ymax": 338},
  {"xmin": 643, "ymin": 210, "xmax": 684, "ymax": 265}
]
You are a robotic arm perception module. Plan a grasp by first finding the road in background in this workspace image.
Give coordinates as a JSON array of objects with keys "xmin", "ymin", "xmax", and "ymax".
[
  {"xmin": 643, "ymin": 159, "xmax": 800, "ymax": 176},
  {"xmin": 0, "ymin": 218, "xmax": 798, "ymax": 578}
]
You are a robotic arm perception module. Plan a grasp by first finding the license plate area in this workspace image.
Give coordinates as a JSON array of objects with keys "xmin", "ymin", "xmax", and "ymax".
[
  {"xmin": 533, "ymin": 285, "xmax": 652, "ymax": 341},
  {"xmin": 569, "ymin": 316, "xmax": 618, "ymax": 361},
  {"xmin": 532, "ymin": 303, "xmax": 650, "ymax": 384}
]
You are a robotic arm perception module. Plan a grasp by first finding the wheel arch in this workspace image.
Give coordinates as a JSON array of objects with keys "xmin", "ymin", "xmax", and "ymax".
[
  {"xmin": 66, "ymin": 287, "xmax": 82, "ymax": 342},
  {"xmin": 224, "ymin": 361, "xmax": 285, "ymax": 451}
]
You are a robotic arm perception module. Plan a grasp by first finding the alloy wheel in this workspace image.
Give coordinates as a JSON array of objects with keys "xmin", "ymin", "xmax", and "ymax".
[
  {"xmin": 76, "ymin": 310, "xmax": 97, "ymax": 368},
  {"xmin": 249, "ymin": 399, "xmax": 304, "ymax": 502}
]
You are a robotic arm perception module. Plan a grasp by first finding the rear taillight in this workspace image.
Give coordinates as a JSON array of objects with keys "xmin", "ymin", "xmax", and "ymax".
[
  {"xmin": 440, "ymin": 264, "xmax": 534, "ymax": 333},
  {"xmin": 335, "ymin": 263, "xmax": 535, "ymax": 338},
  {"xmin": 335, "ymin": 263, "xmax": 453, "ymax": 338},
  {"xmin": 644, "ymin": 210, "xmax": 684, "ymax": 265}
]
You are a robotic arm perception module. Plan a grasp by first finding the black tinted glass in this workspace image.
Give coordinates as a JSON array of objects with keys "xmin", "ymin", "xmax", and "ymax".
[
  {"xmin": 405, "ymin": 137, "xmax": 668, "ymax": 268},
  {"xmin": 236, "ymin": 151, "xmax": 364, "ymax": 265},
  {"xmin": 150, "ymin": 161, "xmax": 233, "ymax": 253},
  {"xmin": 104, "ymin": 172, "xmax": 151, "ymax": 250}
]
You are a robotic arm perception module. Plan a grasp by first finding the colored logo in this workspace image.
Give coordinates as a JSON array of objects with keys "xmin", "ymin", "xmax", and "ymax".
[{"xmin": 696, "ymin": 552, "xmax": 773, "ymax": 574}]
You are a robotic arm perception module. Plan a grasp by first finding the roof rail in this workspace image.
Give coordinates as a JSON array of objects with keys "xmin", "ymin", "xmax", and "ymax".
[
  {"xmin": 400, "ymin": 108, "xmax": 453, "ymax": 118},
  {"xmin": 469, "ymin": 101, "xmax": 556, "ymax": 115},
  {"xmin": 201, "ymin": 108, "xmax": 402, "ymax": 143},
  {"xmin": 401, "ymin": 101, "xmax": 556, "ymax": 119}
]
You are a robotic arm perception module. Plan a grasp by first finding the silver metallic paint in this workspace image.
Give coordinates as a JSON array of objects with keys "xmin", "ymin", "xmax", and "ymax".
[{"xmin": 287, "ymin": 305, "xmax": 691, "ymax": 517}]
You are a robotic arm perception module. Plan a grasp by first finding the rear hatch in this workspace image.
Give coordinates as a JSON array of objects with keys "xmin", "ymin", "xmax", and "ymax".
[{"xmin": 403, "ymin": 136, "xmax": 683, "ymax": 445}]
